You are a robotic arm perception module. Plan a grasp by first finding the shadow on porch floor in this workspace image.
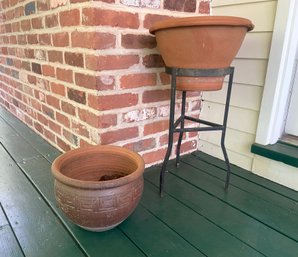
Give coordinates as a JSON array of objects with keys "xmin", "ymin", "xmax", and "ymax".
[{"xmin": 0, "ymin": 106, "xmax": 298, "ymax": 257}]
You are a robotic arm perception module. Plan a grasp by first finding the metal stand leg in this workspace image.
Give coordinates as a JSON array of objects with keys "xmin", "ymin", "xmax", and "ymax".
[
  {"xmin": 220, "ymin": 68, "xmax": 234, "ymax": 190},
  {"xmin": 176, "ymin": 91, "xmax": 187, "ymax": 167},
  {"xmin": 159, "ymin": 69, "xmax": 177, "ymax": 197},
  {"xmin": 159, "ymin": 67, "xmax": 234, "ymax": 196}
]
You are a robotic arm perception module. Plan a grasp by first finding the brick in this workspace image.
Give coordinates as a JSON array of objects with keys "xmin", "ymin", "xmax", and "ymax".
[
  {"xmin": 51, "ymin": 82, "xmax": 66, "ymax": 96},
  {"xmin": 164, "ymin": 0, "xmax": 196, "ymax": 12},
  {"xmin": 31, "ymin": 17, "xmax": 43, "ymax": 29},
  {"xmin": 143, "ymin": 54, "xmax": 164, "ymax": 68},
  {"xmin": 5, "ymin": 24, "xmax": 12, "ymax": 33},
  {"xmin": 143, "ymin": 14, "xmax": 171, "ymax": 29},
  {"xmin": 39, "ymin": 34, "xmax": 51, "ymax": 45},
  {"xmin": 57, "ymin": 137, "xmax": 71, "ymax": 151},
  {"xmin": 96, "ymin": 75, "xmax": 115, "ymax": 90},
  {"xmin": 78, "ymin": 108, "xmax": 117, "ymax": 128},
  {"xmin": 144, "ymin": 120, "xmax": 168, "ymax": 135},
  {"xmin": 48, "ymin": 50, "xmax": 63, "ymax": 63},
  {"xmin": 121, "ymin": 0, "xmax": 160, "ymax": 8},
  {"xmin": 37, "ymin": 112, "xmax": 49, "ymax": 125},
  {"xmin": 60, "ymin": 9, "xmax": 80, "ymax": 27},
  {"xmin": 75, "ymin": 73, "xmax": 96, "ymax": 89},
  {"xmin": 101, "ymin": 127, "xmax": 139, "ymax": 144},
  {"xmin": 121, "ymin": 34, "xmax": 156, "ymax": 49},
  {"xmin": 143, "ymin": 148, "xmax": 167, "ymax": 164},
  {"xmin": 44, "ymin": 128, "xmax": 56, "ymax": 143},
  {"xmin": 32, "ymin": 63, "xmax": 42, "ymax": 74},
  {"xmin": 71, "ymin": 121, "xmax": 89, "ymax": 138},
  {"xmin": 61, "ymin": 101, "xmax": 76, "ymax": 116},
  {"xmin": 14, "ymin": 6, "xmax": 24, "ymax": 18},
  {"xmin": 42, "ymin": 104, "xmax": 55, "ymax": 119},
  {"xmin": 56, "ymin": 68, "xmax": 73, "ymax": 83},
  {"xmin": 63, "ymin": 128, "xmax": 78, "ymax": 146},
  {"xmin": 27, "ymin": 34, "xmax": 38, "ymax": 44},
  {"xmin": 123, "ymin": 107, "xmax": 157, "ymax": 123},
  {"xmin": 21, "ymin": 20, "xmax": 31, "ymax": 31},
  {"xmin": 52, "ymin": 32, "xmax": 69, "ymax": 47},
  {"xmin": 83, "ymin": 8, "xmax": 139, "ymax": 29},
  {"xmin": 75, "ymin": 73, "xmax": 115, "ymax": 91},
  {"xmin": 65, "ymin": 52, "xmax": 84, "ymax": 67},
  {"xmin": 68, "ymin": 88, "xmax": 86, "ymax": 104},
  {"xmin": 71, "ymin": 31, "xmax": 116, "ymax": 50},
  {"xmin": 11, "ymin": 22, "xmax": 20, "ymax": 32},
  {"xmin": 199, "ymin": 0, "xmax": 210, "ymax": 14},
  {"xmin": 34, "ymin": 121, "xmax": 44, "ymax": 134},
  {"xmin": 86, "ymin": 55, "xmax": 139, "ymax": 71},
  {"xmin": 88, "ymin": 93, "xmax": 138, "ymax": 111},
  {"xmin": 42, "ymin": 65, "xmax": 55, "ymax": 78},
  {"xmin": 160, "ymin": 72, "xmax": 171, "ymax": 85},
  {"xmin": 37, "ymin": 1, "xmax": 50, "ymax": 11},
  {"xmin": 25, "ymin": 2, "xmax": 36, "ymax": 15},
  {"xmin": 142, "ymin": 89, "xmax": 170, "ymax": 103},
  {"xmin": 9, "ymin": 35, "xmax": 17, "ymax": 44},
  {"xmin": 17, "ymin": 34, "xmax": 26, "ymax": 45},
  {"xmin": 49, "ymin": 120, "xmax": 61, "ymax": 134},
  {"xmin": 70, "ymin": 0, "xmax": 92, "ymax": 2},
  {"xmin": 45, "ymin": 14, "xmax": 58, "ymax": 28},
  {"xmin": 124, "ymin": 138, "xmax": 156, "ymax": 153},
  {"xmin": 46, "ymin": 95, "xmax": 60, "ymax": 109},
  {"xmin": 120, "ymin": 73, "xmax": 157, "ymax": 89},
  {"xmin": 56, "ymin": 112, "xmax": 70, "ymax": 128}
]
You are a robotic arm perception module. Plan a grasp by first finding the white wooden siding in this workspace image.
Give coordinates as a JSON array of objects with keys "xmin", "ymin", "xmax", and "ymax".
[{"xmin": 201, "ymin": 0, "xmax": 277, "ymax": 170}]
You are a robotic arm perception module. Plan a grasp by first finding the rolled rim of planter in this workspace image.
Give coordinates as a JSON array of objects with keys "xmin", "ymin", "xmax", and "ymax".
[
  {"xmin": 149, "ymin": 15, "xmax": 254, "ymax": 34},
  {"xmin": 51, "ymin": 145, "xmax": 145, "ymax": 190}
]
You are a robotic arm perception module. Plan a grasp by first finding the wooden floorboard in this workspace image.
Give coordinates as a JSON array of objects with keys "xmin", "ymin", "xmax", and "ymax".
[{"xmin": 1, "ymin": 106, "xmax": 298, "ymax": 257}]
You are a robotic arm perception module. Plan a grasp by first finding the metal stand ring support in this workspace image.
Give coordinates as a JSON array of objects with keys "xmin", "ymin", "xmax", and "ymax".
[{"xmin": 159, "ymin": 67, "xmax": 235, "ymax": 197}]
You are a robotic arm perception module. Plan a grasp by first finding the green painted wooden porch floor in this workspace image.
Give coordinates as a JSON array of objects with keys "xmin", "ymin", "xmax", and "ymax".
[{"xmin": 1, "ymin": 106, "xmax": 298, "ymax": 257}]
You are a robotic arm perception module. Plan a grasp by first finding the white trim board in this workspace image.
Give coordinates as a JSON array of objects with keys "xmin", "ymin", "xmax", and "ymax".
[{"xmin": 255, "ymin": 0, "xmax": 298, "ymax": 145}]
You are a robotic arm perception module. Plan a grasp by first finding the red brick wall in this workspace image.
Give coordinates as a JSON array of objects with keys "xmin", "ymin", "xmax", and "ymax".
[{"xmin": 0, "ymin": 0, "xmax": 210, "ymax": 166}]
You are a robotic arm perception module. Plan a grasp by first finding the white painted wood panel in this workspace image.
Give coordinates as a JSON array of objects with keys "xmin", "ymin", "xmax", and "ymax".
[
  {"xmin": 199, "ymin": 128, "xmax": 255, "ymax": 157},
  {"xmin": 252, "ymin": 156, "xmax": 298, "ymax": 191},
  {"xmin": 199, "ymin": 140, "xmax": 253, "ymax": 170},
  {"xmin": 231, "ymin": 59, "xmax": 267, "ymax": 86},
  {"xmin": 212, "ymin": 0, "xmax": 273, "ymax": 7},
  {"xmin": 213, "ymin": 1, "xmax": 277, "ymax": 32},
  {"xmin": 236, "ymin": 32, "xmax": 272, "ymax": 59},
  {"xmin": 285, "ymin": 59, "xmax": 298, "ymax": 136},
  {"xmin": 203, "ymin": 83, "xmax": 263, "ymax": 111},
  {"xmin": 200, "ymin": 102, "xmax": 259, "ymax": 134}
]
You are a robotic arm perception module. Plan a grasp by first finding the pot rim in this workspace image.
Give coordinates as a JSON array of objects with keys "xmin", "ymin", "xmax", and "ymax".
[
  {"xmin": 51, "ymin": 145, "xmax": 145, "ymax": 189},
  {"xmin": 149, "ymin": 15, "xmax": 254, "ymax": 34}
]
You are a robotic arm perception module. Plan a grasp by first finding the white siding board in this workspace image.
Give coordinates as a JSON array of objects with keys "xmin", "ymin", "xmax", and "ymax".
[
  {"xmin": 212, "ymin": 0, "xmax": 272, "ymax": 7},
  {"xmin": 236, "ymin": 32, "xmax": 272, "ymax": 59},
  {"xmin": 231, "ymin": 58, "xmax": 267, "ymax": 86},
  {"xmin": 199, "ymin": 128, "xmax": 255, "ymax": 157},
  {"xmin": 200, "ymin": 102, "xmax": 258, "ymax": 134},
  {"xmin": 202, "ymin": 83, "xmax": 263, "ymax": 111},
  {"xmin": 213, "ymin": 1, "xmax": 277, "ymax": 32},
  {"xmin": 252, "ymin": 156, "xmax": 298, "ymax": 191},
  {"xmin": 199, "ymin": 140, "xmax": 253, "ymax": 170}
]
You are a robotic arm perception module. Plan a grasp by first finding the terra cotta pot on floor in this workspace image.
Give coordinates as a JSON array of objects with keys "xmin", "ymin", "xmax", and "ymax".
[
  {"xmin": 51, "ymin": 145, "xmax": 145, "ymax": 232},
  {"xmin": 149, "ymin": 16, "xmax": 254, "ymax": 91}
]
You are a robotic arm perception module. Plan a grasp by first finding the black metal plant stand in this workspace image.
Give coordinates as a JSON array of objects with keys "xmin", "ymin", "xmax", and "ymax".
[{"xmin": 160, "ymin": 66, "xmax": 235, "ymax": 196}]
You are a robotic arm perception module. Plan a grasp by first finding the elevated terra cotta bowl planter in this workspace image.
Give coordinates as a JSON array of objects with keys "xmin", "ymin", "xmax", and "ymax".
[
  {"xmin": 149, "ymin": 16, "xmax": 254, "ymax": 91},
  {"xmin": 51, "ymin": 145, "xmax": 145, "ymax": 232}
]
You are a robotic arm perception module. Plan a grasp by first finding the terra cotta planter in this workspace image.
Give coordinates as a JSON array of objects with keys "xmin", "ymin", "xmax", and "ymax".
[
  {"xmin": 51, "ymin": 145, "xmax": 145, "ymax": 232},
  {"xmin": 150, "ymin": 16, "xmax": 254, "ymax": 91}
]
